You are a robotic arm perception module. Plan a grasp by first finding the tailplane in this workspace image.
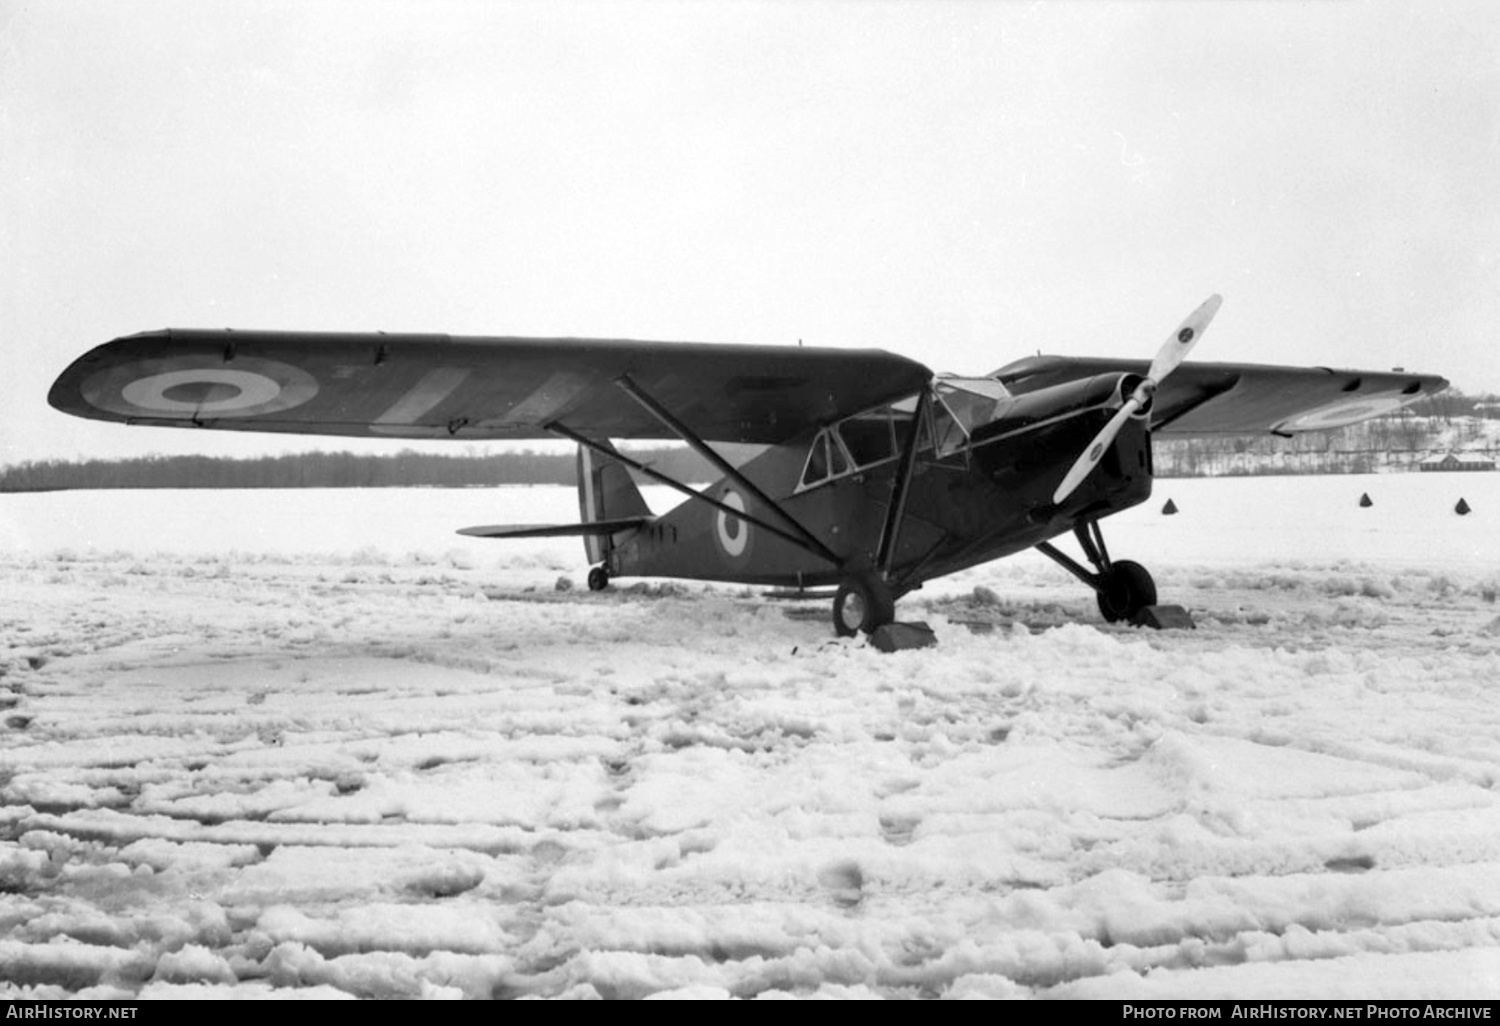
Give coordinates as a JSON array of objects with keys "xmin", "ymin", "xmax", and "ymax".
[
  {"xmin": 456, "ymin": 518, "xmax": 648, "ymax": 540},
  {"xmin": 455, "ymin": 443, "xmax": 651, "ymax": 552}
]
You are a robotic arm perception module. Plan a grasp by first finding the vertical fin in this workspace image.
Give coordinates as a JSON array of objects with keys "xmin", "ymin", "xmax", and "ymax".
[{"xmin": 576, "ymin": 442, "xmax": 651, "ymax": 564}]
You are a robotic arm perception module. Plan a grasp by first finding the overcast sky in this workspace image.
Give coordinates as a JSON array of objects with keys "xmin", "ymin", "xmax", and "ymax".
[{"xmin": 4, "ymin": 0, "xmax": 1497, "ymax": 466}]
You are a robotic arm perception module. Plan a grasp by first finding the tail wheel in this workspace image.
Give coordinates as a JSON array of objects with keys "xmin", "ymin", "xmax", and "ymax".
[
  {"xmin": 1096, "ymin": 559, "xmax": 1156, "ymax": 623},
  {"xmin": 587, "ymin": 566, "xmax": 610, "ymax": 592},
  {"xmin": 833, "ymin": 573, "xmax": 896, "ymax": 637}
]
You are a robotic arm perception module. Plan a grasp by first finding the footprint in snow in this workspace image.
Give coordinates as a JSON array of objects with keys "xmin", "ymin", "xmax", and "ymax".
[{"xmin": 818, "ymin": 859, "xmax": 865, "ymax": 909}]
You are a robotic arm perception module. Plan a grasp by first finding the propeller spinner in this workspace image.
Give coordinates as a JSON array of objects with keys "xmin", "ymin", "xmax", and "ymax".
[{"xmin": 1051, "ymin": 294, "xmax": 1223, "ymax": 505}]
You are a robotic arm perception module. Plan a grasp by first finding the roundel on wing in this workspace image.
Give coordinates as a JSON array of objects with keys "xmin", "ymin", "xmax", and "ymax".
[
  {"xmin": 1275, "ymin": 392, "xmax": 1410, "ymax": 433},
  {"xmin": 81, "ymin": 355, "xmax": 319, "ymax": 419},
  {"xmin": 715, "ymin": 489, "xmax": 751, "ymax": 559}
]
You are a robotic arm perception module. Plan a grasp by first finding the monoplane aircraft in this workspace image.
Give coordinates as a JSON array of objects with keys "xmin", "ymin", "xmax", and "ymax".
[{"xmin": 48, "ymin": 296, "xmax": 1446, "ymax": 637}]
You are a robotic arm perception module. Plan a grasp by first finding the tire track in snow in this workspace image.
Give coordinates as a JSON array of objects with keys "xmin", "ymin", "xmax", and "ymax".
[{"xmin": 4, "ymin": 548, "xmax": 1500, "ymax": 998}]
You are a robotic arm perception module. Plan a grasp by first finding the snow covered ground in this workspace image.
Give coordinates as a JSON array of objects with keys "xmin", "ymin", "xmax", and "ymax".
[{"xmin": 2, "ymin": 474, "xmax": 1498, "ymax": 1000}]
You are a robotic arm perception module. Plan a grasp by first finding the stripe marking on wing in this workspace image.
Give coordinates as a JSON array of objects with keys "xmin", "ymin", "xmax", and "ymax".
[{"xmin": 373, "ymin": 367, "xmax": 472, "ymax": 427}]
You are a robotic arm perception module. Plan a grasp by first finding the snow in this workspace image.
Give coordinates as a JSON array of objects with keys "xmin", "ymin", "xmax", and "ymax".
[{"xmin": 1, "ymin": 474, "xmax": 1498, "ymax": 999}]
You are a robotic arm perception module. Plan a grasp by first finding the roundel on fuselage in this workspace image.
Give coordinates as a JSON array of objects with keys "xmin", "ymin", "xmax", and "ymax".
[
  {"xmin": 81, "ymin": 356, "xmax": 319, "ymax": 419},
  {"xmin": 715, "ymin": 488, "xmax": 750, "ymax": 559}
]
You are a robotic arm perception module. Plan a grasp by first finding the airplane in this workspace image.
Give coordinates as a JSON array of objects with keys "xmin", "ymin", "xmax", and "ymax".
[{"xmin": 48, "ymin": 296, "xmax": 1446, "ymax": 639}]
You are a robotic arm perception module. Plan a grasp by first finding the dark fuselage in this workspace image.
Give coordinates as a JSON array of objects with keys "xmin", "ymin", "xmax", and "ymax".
[{"xmin": 608, "ymin": 374, "xmax": 1154, "ymax": 593}]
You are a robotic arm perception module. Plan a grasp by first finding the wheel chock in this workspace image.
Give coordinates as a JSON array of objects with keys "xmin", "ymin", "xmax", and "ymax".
[
  {"xmin": 870, "ymin": 621, "xmax": 938, "ymax": 652},
  {"xmin": 1130, "ymin": 604, "xmax": 1195, "ymax": 630}
]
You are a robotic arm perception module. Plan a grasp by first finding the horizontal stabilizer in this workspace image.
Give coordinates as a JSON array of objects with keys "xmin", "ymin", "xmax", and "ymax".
[{"xmin": 457, "ymin": 517, "xmax": 648, "ymax": 540}]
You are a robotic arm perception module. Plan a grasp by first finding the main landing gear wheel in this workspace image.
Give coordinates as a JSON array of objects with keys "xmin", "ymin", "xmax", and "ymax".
[
  {"xmin": 1036, "ymin": 521, "xmax": 1162, "ymax": 625},
  {"xmin": 587, "ymin": 566, "xmax": 610, "ymax": 592},
  {"xmin": 1095, "ymin": 559, "xmax": 1156, "ymax": 623},
  {"xmin": 832, "ymin": 573, "xmax": 896, "ymax": 637}
]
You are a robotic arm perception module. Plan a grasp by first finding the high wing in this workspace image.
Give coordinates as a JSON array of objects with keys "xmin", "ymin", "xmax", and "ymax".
[
  {"xmin": 993, "ymin": 356, "xmax": 1448, "ymax": 435},
  {"xmin": 49, "ymin": 330, "xmax": 934, "ymax": 445}
]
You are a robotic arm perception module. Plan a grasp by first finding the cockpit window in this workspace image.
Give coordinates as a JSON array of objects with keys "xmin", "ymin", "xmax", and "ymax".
[
  {"xmin": 931, "ymin": 401, "xmax": 967, "ymax": 457},
  {"xmin": 828, "ymin": 433, "xmax": 849, "ymax": 475},
  {"xmin": 838, "ymin": 413, "xmax": 896, "ymax": 466},
  {"xmin": 801, "ymin": 433, "xmax": 829, "ymax": 487},
  {"xmin": 802, "ymin": 378, "xmax": 1011, "ymax": 489},
  {"xmin": 800, "ymin": 429, "xmax": 852, "ymax": 489}
]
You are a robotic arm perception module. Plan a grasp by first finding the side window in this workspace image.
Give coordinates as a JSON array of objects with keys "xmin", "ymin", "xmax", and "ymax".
[
  {"xmin": 822, "ymin": 392, "xmax": 964, "ymax": 477},
  {"xmin": 828, "ymin": 433, "xmax": 850, "ymax": 476},
  {"xmin": 801, "ymin": 433, "xmax": 829, "ymax": 487},
  {"xmin": 839, "ymin": 415, "xmax": 895, "ymax": 467},
  {"xmin": 883, "ymin": 392, "xmax": 934, "ymax": 457},
  {"xmin": 931, "ymin": 402, "xmax": 967, "ymax": 457},
  {"xmin": 800, "ymin": 429, "xmax": 853, "ymax": 489}
]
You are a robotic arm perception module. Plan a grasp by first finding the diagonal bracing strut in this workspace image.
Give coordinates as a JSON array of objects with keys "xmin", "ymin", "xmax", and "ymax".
[
  {"xmin": 611, "ymin": 374, "xmax": 842, "ymax": 567},
  {"xmin": 1035, "ymin": 518, "xmax": 1114, "ymax": 591},
  {"xmin": 546, "ymin": 419, "xmax": 840, "ymax": 568}
]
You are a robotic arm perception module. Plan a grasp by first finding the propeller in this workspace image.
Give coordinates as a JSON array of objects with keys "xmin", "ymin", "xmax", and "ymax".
[{"xmin": 1051, "ymin": 293, "xmax": 1223, "ymax": 505}]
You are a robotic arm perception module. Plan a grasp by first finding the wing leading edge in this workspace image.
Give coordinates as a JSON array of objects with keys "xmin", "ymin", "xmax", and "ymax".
[
  {"xmin": 49, "ymin": 330, "xmax": 934, "ymax": 446},
  {"xmin": 994, "ymin": 356, "xmax": 1448, "ymax": 435}
]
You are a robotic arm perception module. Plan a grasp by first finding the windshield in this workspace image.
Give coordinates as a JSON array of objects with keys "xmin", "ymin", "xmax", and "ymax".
[{"xmin": 935, "ymin": 377, "xmax": 1010, "ymax": 433}]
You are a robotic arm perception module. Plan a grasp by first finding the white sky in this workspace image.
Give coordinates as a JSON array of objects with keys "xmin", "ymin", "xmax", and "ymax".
[{"xmin": 3, "ymin": 0, "xmax": 1497, "ymax": 465}]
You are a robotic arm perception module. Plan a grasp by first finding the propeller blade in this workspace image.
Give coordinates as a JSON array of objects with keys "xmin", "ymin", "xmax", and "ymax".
[
  {"xmin": 1146, "ymin": 293, "xmax": 1221, "ymax": 384},
  {"xmin": 1051, "ymin": 294, "xmax": 1223, "ymax": 506},
  {"xmin": 1052, "ymin": 396, "xmax": 1141, "ymax": 504}
]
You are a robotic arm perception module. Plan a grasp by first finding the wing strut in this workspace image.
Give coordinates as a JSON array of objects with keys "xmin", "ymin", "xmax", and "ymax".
[
  {"xmin": 546, "ymin": 421, "xmax": 840, "ymax": 567},
  {"xmin": 876, "ymin": 385, "xmax": 932, "ymax": 574},
  {"xmin": 612, "ymin": 374, "xmax": 842, "ymax": 566}
]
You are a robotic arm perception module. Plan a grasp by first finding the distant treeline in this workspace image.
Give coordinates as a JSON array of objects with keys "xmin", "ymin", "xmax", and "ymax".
[
  {"xmin": 0, "ymin": 448, "xmax": 720, "ymax": 493},
  {"xmin": 1156, "ymin": 399, "xmax": 1500, "ymax": 477},
  {"xmin": 1405, "ymin": 389, "xmax": 1500, "ymax": 421}
]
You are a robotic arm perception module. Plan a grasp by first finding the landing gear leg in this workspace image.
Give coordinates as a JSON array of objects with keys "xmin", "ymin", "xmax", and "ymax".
[
  {"xmin": 1035, "ymin": 519, "xmax": 1157, "ymax": 624},
  {"xmin": 587, "ymin": 566, "xmax": 610, "ymax": 592},
  {"xmin": 832, "ymin": 572, "xmax": 895, "ymax": 637}
]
